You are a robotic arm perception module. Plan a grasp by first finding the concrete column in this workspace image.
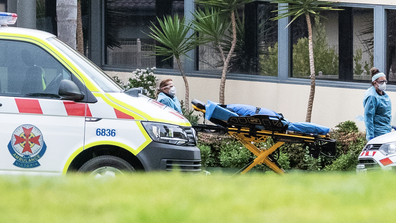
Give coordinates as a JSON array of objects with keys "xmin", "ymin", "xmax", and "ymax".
[
  {"xmin": 278, "ymin": 3, "xmax": 290, "ymax": 80},
  {"xmin": 374, "ymin": 6, "xmax": 386, "ymax": 73},
  {"xmin": 15, "ymin": 0, "xmax": 36, "ymax": 29},
  {"xmin": 89, "ymin": 0, "xmax": 104, "ymax": 66},
  {"xmin": 184, "ymin": 0, "xmax": 196, "ymax": 72},
  {"xmin": 7, "ymin": 0, "xmax": 17, "ymax": 14}
]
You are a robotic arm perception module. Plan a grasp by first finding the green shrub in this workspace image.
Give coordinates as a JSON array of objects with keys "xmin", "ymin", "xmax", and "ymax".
[
  {"xmin": 180, "ymin": 100, "xmax": 201, "ymax": 125},
  {"xmin": 364, "ymin": 54, "xmax": 374, "ymax": 76},
  {"xmin": 125, "ymin": 67, "xmax": 158, "ymax": 99},
  {"xmin": 292, "ymin": 37, "xmax": 310, "ymax": 77},
  {"xmin": 198, "ymin": 144, "xmax": 216, "ymax": 168},
  {"xmin": 324, "ymin": 120, "xmax": 366, "ymax": 171},
  {"xmin": 276, "ymin": 151, "xmax": 291, "ymax": 170},
  {"xmin": 323, "ymin": 153, "xmax": 358, "ymax": 171},
  {"xmin": 312, "ymin": 16, "xmax": 338, "ymax": 76},
  {"xmin": 334, "ymin": 120, "xmax": 359, "ymax": 134},
  {"xmin": 331, "ymin": 120, "xmax": 366, "ymax": 156},
  {"xmin": 197, "ymin": 132, "xmax": 228, "ymax": 168},
  {"xmin": 254, "ymin": 150, "xmax": 291, "ymax": 172},
  {"xmin": 279, "ymin": 143, "xmax": 306, "ymax": 169},
  {"xmin": 354, "ymin": 48, "xmax": 364, "ymax": 75},
  {"xmin": 197, "ymin": 120, "xmax": 366, "ymax": 173},
  {"xmin": 197, "ymin": 133, "xmax": 291, "ymax": 172},
  {"xmin": 260, "ymin": 42, "xmax": 278, "ymax": 76},
  {"xmin": 219, "ymin": 140, "xmax": 253, "ymax": 169},
  {"xmin": 304, "ymin": 148, "xmax": 323, "ymax": 171},
  {"xmin": 112, "ymin": 67, "xmax": 158, "ymax": 99},
  {"xmin": 292, "ymin": 16, "xmax": 339, "ymax": 77}
]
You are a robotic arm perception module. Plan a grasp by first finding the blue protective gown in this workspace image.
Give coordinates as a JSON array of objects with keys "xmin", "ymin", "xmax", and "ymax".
[
  {"xmin": 157, "ymin": 92, "xmax": 183, "ymax": 114},
  {"xmin": 363, "ymin": 86, "xmax": 392, "ymax": 141}
]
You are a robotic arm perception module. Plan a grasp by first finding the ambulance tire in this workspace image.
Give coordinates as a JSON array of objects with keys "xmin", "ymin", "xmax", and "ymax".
[{"xmin": 78, "ymin": 155, "xmax": 135, "ymax": 177}]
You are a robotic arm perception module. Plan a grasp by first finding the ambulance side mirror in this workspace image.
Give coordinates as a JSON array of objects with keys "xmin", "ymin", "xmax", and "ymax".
[
  {"xmin": 59, "ymin": 79, "xmax": 84, "ymax": 101},
  {"xmin": 125, "ymin": 87, "xmax": 147, "ymax": 97}
]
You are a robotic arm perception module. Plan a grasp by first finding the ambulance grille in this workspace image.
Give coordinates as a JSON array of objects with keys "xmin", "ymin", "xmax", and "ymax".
[
  {"xmin": 162, "ymin": 159, "xmax": 202, "ymax": 172},
  {"xmin": 358, "ymin": 158, "xmax": 379, "ymax": 169}
]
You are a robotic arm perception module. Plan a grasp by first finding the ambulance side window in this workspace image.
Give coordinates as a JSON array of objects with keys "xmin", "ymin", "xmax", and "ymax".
[{"xmin": 0, "ymin": 39, "xmax": 73, "ymax": 98}]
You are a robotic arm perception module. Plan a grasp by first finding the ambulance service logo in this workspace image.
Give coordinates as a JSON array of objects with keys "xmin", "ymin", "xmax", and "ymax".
[{"xmin": 8, "ymin": 124, "xmax": 47, "ymax": 168}]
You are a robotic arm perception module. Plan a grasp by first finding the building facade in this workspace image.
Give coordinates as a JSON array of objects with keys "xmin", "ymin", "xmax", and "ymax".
[{"xmin": 4, "ymin": 0, "xmax": 396, "ymax": 131}]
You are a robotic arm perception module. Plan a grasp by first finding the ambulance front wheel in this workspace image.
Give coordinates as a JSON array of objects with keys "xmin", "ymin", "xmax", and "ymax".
[{"xmin": 78, "ymin": 155, "xmax": 135, "ymax": 177}]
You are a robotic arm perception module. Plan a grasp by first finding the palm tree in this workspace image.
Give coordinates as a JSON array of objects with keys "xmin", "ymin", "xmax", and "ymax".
[
  {"xmin": 148, "ymin": 15, "xmax": 197, "ymax": 110},
  {"xmin": 193, "ymin": 0, "xmax": 253, "ymax": 104},
  {"xmin": 271, "ymin": 0, "xmax": 340, "ymax": 122},
  {"xmin": 76, "ymin": 0, "xmax": 84, "ymax": 54}
]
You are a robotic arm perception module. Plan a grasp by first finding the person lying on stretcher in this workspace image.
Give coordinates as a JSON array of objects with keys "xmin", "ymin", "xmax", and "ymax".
[{"xmin": 192, "ymin": 99, "xmax": 330, "ymax": 136}]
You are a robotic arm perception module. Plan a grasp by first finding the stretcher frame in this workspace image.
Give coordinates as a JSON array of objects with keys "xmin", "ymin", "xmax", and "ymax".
[{"xmin": 192, "ymin": 103, "xmax": 335, "ymax": 174}]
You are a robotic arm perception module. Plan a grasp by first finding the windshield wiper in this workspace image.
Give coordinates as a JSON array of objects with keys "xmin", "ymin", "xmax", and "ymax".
[{"xmin": 25, "ymin": 93, "xmax": 60, "ymax": 99}]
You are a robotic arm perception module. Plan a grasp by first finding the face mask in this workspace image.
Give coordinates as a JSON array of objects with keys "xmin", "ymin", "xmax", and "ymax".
[
  {"xmin": 168, "ymin": 86, "xmax": 176, "ymax": 96},
  {"xmin": 378, "ymin": 83, "xmax": 386, "ymax": 91}
]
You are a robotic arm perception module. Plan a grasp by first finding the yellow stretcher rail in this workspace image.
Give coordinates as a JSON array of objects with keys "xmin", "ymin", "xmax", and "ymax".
[{"xmin": 192, "ymin": 103, "xmax": 335, "ymax": 175}]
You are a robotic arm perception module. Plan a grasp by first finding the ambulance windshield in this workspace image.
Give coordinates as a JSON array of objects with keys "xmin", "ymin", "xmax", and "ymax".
[{"xmin": 48, "ymin": 38, "xmax": 123, "ymax": 93}]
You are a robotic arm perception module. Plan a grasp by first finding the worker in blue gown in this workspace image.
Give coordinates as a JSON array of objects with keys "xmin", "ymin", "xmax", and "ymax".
[
  {"xmin": 156, "ymin": 78, "xmax": 183, "ymax": 114},
  {"xmin": 363, "ymin": 69, "xmax": 392, "ymax": 141}
]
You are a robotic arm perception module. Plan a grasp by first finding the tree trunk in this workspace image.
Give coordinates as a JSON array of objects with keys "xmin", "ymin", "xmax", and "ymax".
[
  {"xmin": 76, "ymin": 0, "xmax": 84, "ymax": 54},
  {"xmin": 176, "ymin": 58, "xmax": 190, "ymax": 112},
  {"xmin": 305, "ymin": 13, "xmax": 315, "ymax": 123},
  {"xmin": 219, "ymin": 10, "xmax": 237, "ymax": 104},
  {"xmin": 56, "ymin": 0, "xmax": 77, "ymax": 49}
]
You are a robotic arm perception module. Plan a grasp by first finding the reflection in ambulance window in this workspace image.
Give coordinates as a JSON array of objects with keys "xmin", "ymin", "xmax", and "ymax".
[{"xmin": 0, "ymin": 39, "xmax": 73, "ymax": 98}]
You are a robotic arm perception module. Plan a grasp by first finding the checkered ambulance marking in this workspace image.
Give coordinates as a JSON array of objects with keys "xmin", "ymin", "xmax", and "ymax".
[{"xmin": 0, "ymin": 97, "xmax": 134, "ymax": 119}]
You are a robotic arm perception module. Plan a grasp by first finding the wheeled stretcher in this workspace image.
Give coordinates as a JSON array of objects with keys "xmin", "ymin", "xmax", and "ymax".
[{"xmin": 192, "ymin": 100, "xmax": 336, "ymax": 174}]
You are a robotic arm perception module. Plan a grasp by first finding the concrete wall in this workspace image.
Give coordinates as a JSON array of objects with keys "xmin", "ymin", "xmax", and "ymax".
[
  {"xmin": 106, "ymin": 71, "xmax": 396, "ymax": 132},
  {"xmin": 337, "ymin": 0, "xmax": 396, "ymax": 5}
]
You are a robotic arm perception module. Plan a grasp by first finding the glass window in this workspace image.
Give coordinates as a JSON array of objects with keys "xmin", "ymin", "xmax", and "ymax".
[
  {"xmin": 387, "ymin": 9, "xmax": 396, "ymax": 82},
  {"xmin": 105, "ymin": 0, "xmax": 184, "ymax": 69},
  {"xmin": 0, "ymin": 40, "xmax": 72, "ymax": 98},
  {"xmin": 291, "ymin": 7, "xmax": 373, "ymax": 81},
  {"xmin": 198, "ymin": 2, "xmax": 278, "ymax": 76},
  {"xmin": 36, "ymin": 0, "xmax": 57, "ymax": 35},
  {"xmin": 258, "ymin": 3, "xmax": 278, "ymax": 76},
  {"xmin": 36, "ymin": 0, "xmax": 90, "ymax": 56},
  {"xmin": 0, "ymin": 0, "xmax": 5, "ymax": 12},
  {"xmin": 352, "ymin": 8, "xmax": 373, "ymax": 81},
  {"xmin": 291, "ymin": 11, "xmax": 339, "ymax": 79},
  {"xmin": 49, "ymin": 38, "xmax": 122, "ymax": 93}
]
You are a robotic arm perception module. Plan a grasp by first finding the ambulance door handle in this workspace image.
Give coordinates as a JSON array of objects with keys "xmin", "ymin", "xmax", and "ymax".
[
  {"xmin": 85, "ymin": 117, "xmax": 102, "ymax": 122},
  {"xmin": 0, "ymin": 103, "xmax": 2, "ymax": 107}
]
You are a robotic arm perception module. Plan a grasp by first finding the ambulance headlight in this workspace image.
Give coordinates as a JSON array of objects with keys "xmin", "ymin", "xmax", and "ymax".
[
  {"xmin": 142, "ymin": 122, "xmax": 189, "ymax": 145},
  {"xmin": 379, "ymin": 142, "xmax": 396, "ymax": 155}
]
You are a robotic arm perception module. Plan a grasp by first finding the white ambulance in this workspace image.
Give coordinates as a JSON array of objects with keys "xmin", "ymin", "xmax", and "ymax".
[
  {"xmin": 0, "ymin": 13, "xmax": 201, "ymax": 176},
  {"xmin": 357, "ymin": 131, "xmax": 396, "ymax": 172}
]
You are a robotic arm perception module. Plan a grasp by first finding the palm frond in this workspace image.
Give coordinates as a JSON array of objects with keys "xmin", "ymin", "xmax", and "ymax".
[
  {"xmin": 147, "ymin": 15, "xmax": 197, "ymax": 60},
  {"xmin": 195, "ymin": 0, "xmax": 253, "ymax": 12},
  {"xmin": 191, "ymin": 7, "xmax": 230, "ymax": 45},
  {"xmin": 271, "ymin": 0, "xmax": 342, "ymax": 26}
]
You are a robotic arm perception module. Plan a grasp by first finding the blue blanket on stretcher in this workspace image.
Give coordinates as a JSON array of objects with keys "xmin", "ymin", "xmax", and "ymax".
[{"xmin": 205, "ymin": 100, "xmax": 330, "ymax": 135}]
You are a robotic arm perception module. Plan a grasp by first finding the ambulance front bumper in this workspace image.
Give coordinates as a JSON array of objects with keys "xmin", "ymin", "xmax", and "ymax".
[{"xmin": 137, "ymin": 142, "xmax": 201, "ymax": 172}]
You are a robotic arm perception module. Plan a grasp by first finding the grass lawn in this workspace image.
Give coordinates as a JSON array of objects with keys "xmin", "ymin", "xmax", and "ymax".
[{"xmin": 0, "ymin": 171, "xmax": 394, "ymax": 223}]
